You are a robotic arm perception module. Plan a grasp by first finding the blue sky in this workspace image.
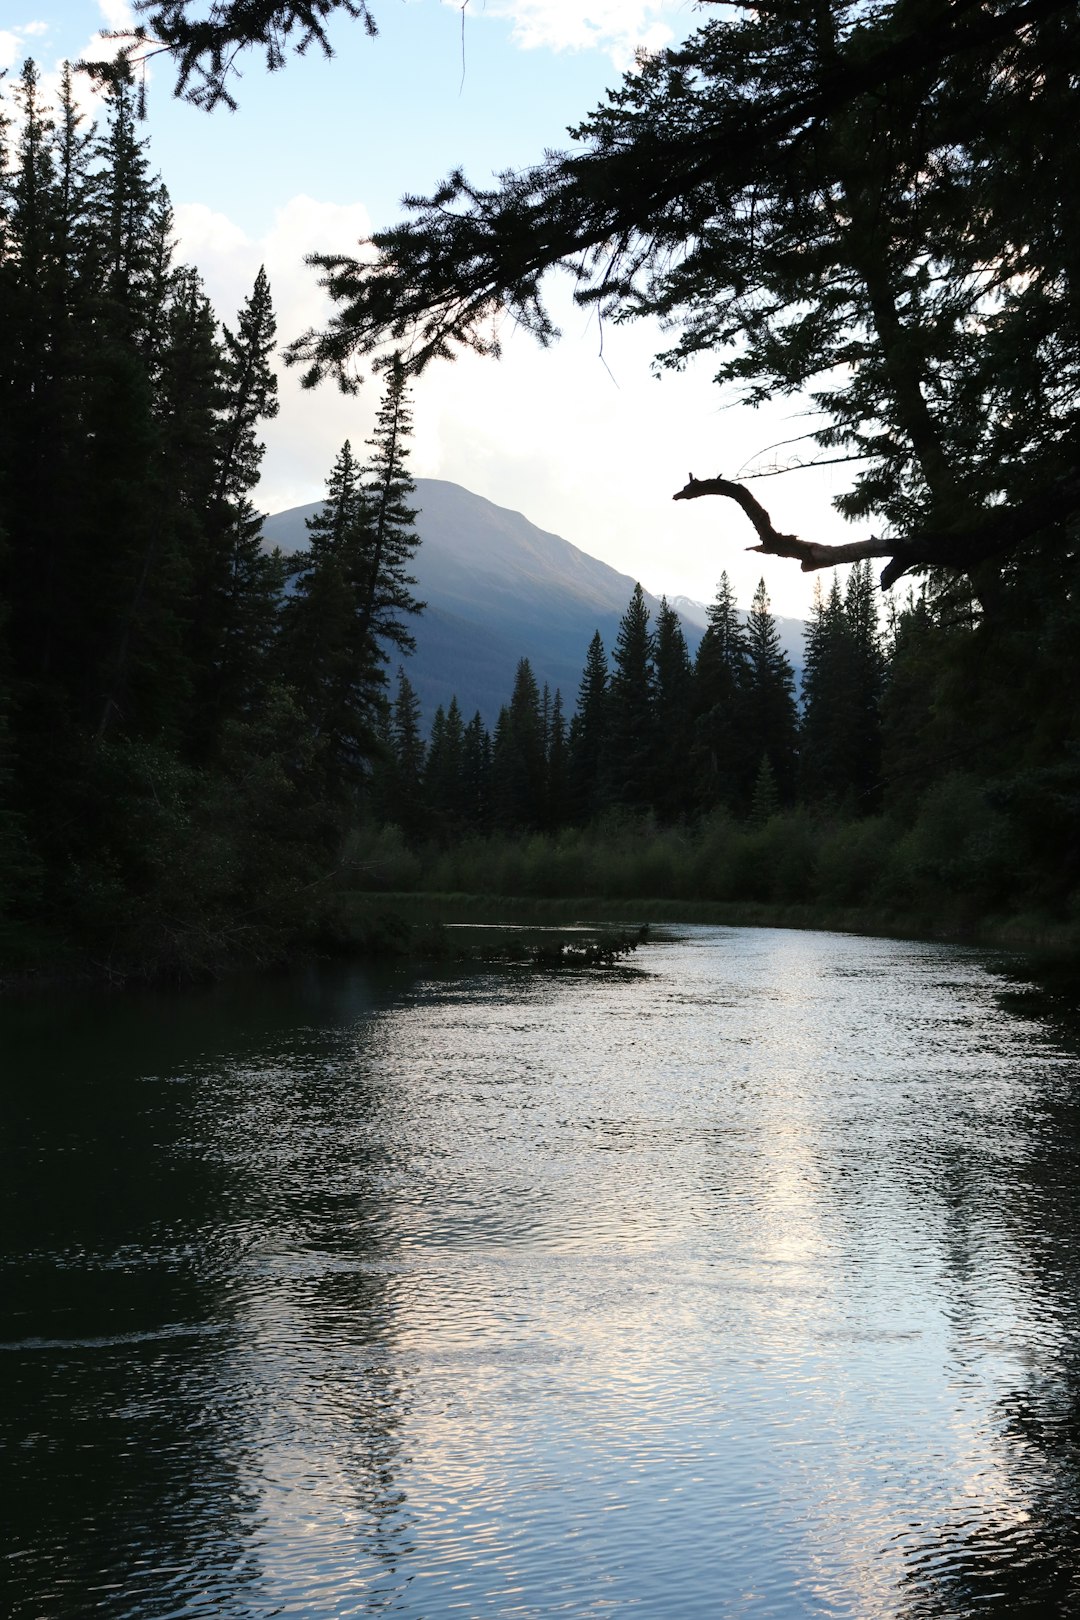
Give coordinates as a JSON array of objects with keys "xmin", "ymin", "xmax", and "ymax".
[{"xmin": 3, "ymin": 2, "xmax": 855, "ymax": 618}]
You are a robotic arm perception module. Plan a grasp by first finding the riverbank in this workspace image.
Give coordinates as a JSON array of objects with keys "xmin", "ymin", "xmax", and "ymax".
[
  {"xmin": 343, "ymin": 890, "xmax": 1080, "ymax": 958},
  {"xmin": 5, "ymin": 882, "xmax": 1078, "ymax": 998}
]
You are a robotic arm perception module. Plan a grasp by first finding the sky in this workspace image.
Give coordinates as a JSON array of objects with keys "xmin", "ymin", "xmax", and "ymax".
[{"xmin": 2, "ymin": 0, "xmax": 860, "ymax": 618}]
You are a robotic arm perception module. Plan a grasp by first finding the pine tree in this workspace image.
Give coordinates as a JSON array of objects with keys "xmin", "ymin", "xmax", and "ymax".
[
  {"xmin": 392, "ymin": 666, "xmax": 426, "ymax": 788},
  {"xmin": 354, "ymin": 357, "xmax": 423, "ymax": 666},
  {"xmin": 461, "ymin": 710, "xmax": 491, "ymax": 832},
  {"xmin": 843, "ymin": 560, "xmax": 885, "ymax": 807},
  {"xmin": 190, "ymin": 266, "xmax": 283, "ymax": 751},
  {"xmin": 425, "ymin": 695, "xmax": 466, "ymax": 836},
  {"xmin": 606, "ymin": 583, "xmax": 656, "ymax": 810},
  {"xmin": 491, "ymin": 658, "xmax": 546, "ymax": 829},
  {"xmin": 652, "ymin": 596, "xmax": 693, "ymax": 820},
  {"xmin": 801, "ymin": 563, "xmax": 884, "ymax": 811},
  {"xmin": 93, "ymin": 68, "xmax": 159, "ymax": 343},
  {"xmin": 743, "ymin": 578, "xmax": 798, "ymax": 807},
  {"xmin": 279, "ymin": 441, "xmax": 379, "ymax": 800},
  {"xmin": 546, "ymin": 688, "xmax": 569, "ymax": 831},
  {"xmin": 568, "ymin": 630, "xmax": 609, "ymax": 823},
  {"xmin": 692, "ymin": 572, "xmax": 749, "ymax": 812},
  {"xmin": 749, "ymin": 755, "xmax": 781, "ymax": 825}
]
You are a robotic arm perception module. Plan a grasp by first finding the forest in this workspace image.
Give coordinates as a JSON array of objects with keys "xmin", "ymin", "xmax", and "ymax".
[
  {"xmin": 366, "ymin": 557, "xmax": 1077, "ymax": 936},
  {"xmin": 3, "ymin": 0, "xmax": 1080, "ymax": 981},
  {"xmin": 0, "ymin": 63, "xmax": 421, "ymax": 980}
]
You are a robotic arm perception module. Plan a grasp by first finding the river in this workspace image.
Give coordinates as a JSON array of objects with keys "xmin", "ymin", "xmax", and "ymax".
[{"xmin": 3, "ymin": 926, "xmax": 1080, "ymax": 1618}]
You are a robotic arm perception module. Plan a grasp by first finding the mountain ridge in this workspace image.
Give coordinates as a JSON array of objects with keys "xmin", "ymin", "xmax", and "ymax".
[{"xmin": 262, "ymin": 478, "xmax": 804, "ymax": 726}]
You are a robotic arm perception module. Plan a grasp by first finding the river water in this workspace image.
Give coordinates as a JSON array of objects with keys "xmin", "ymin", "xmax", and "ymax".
[{"xmin": 3, "ymin": 926, "xmax": 1080, "ymax": 1618}]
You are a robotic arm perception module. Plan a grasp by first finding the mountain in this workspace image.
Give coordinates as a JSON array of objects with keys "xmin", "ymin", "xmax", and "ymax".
[{"xmin": 262, "ymin": 478, "xmax": 805, "ymax": 725}]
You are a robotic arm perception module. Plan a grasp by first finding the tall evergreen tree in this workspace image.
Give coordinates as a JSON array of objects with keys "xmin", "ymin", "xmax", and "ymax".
[
  {"xmin": 425, "ymin": 695, "xmax": 467, "ymax": 835},
  {"xmin": 461, "ymin": 710, "xmax": 492, "ymax": 832},
  {"xmin": 801, "ymin": 564, "xmax": 885, "ymax": 810},
  {"xmin": 652, "ymin": 596, "xmax": 693, "ymax": 820},
  {"xmin": 491, "ymin": 658, "xmax": 546, "ymax": 829},
  {"xmin": 606, "ymin": 583, "xmax": 656, "ymax": 810},
  {"xmin": 546, "ymin": 688, "xmax": 569, "ymax": 831},
  {"xmin": 279, "ymin": 440, "xmax": 378, "ymax": 802},
  {"xmin": 353, "ymin": 356, "xmax": 423, "ymax": 666},
  {"xmin": 568, "ymin": 630, "xmax": 609, "ymax": 823},
  {"xmin": 743, "ymin": 578, "xmax": 798, "ymax": 806},
  {"xmin": 190, "ymin": 265, "xmax": 283, "ymax": 750},
  {"xmin": 692, "ymin": 571, "xmax": 749, "ymax": 812}
]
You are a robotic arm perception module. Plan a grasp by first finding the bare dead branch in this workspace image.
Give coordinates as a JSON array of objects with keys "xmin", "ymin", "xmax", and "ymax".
[
  {"xmin": 673, "ymin": 473, "xmax": 899, "ymax": 577},
  {"xmin": 672, "ymin": 472, "xmax": 1080, "ymax": 591}
]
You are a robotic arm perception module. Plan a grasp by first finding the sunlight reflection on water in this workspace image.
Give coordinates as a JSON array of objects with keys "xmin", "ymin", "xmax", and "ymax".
[{"xmin": 4, "ymin": 927, "xmax": 1080, "ymax": 1617}]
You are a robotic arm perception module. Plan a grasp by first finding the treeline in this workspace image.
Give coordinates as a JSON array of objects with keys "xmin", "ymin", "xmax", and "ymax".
[
  {"xmin": 0, "ymin": 64, "xmax": 420, "ymax": 978},
  {"xmin": 371, "ymin": 558, "xmax": 1080, "ymax": 932},
  {"xmin": 377, "ymin": 566, "xmax": 879, "ymax": 832}
]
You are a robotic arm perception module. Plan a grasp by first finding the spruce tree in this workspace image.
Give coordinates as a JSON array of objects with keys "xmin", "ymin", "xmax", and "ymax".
[
  {"xmin": 801, "ymin": 564, "xmax": 884, "ymax": 811},
  {"xmin": 491, "ymin": 658, "xmax": 546, "ymax": 830},
  {"xmin": 546, "ymin": 688, "xmax": 569, "ymax": 831},
  {"xmin": 461, "ymin": 711, "xmax": 491, "ymax": 832},
  {"xmin": 568, "ymin": 630, "xmax": 610, "ymax": 824},
  {"xmin": 279, "ymin": 441, "xmax": 378, "ymax": 801},
  {"xmin": 425, "ymin": 696, "xmax": 466, "ymax": 837},
  {"xmin": 354, "ymin": 357, "xmax": 423, "ymax": 664},
  {"xmin": 743, "ymin": 578, "xmax": 798, "ymax": 807},
  {"xmin": 653, "ymin": 596, "xmax": 693, "ymax": 820},
  {"xmin": 692, "ymin": 572, "xmax": 749, "ymax": 812},
  {"xmin": 191, "ymin": 266, "xmax": 283, "ymax": 751},
  {"xmin": 606, "ymin": 583, "xmax": 656, "ymax": 810}
]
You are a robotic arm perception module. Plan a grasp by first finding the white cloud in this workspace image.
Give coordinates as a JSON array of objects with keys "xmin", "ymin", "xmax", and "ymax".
[
  {"xmin": 475, "ymin": 0, "xmax": 682, "ymax": 65},
  {"xmin": 1, "ymin": 20, "xmax": 53, "ymax": 69},
  {"xmin": 175, "ymin": 192, "xmax": 839, "ymax": 617},
  {"xmin": 97, "ymin": 0, "xmax": 135, "ymax": 31}
]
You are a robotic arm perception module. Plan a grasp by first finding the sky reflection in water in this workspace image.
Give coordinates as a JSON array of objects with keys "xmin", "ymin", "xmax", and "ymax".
[{"xmin": 3, "ymin": 927, "xmax": 1080, "ymax": 1618}]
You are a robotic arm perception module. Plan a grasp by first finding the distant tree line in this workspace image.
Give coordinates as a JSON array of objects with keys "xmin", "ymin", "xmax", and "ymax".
[
  {"xmin": 375, "ymin": 566, "xmax": 884, "ymax": 837},
  {"xmin": 371, "ymin": 554, "xmax": 1080, "ymax": 931}
]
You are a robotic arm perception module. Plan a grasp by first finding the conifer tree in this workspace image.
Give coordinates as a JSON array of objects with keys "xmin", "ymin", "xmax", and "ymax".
[
  {"xmin": 391, "ymin": 666, "xmax": 426, "ymax": 788},
  {"xmin": 546, "ymin": 688, "xmax": 569, "ymax": 831},
  {"xmin": 279, "ymin": 440, "xmax": 378, "ymax": 799},
  {"xmin": 191, "ymin": 265, "xmax": 283, "ymax": 750},
  {"xmin": 743, "ymin": 578, "xmax": 798, "ymax": 806},
  {"xmin": 749, "ymin": 755, "xmax": 781, "ymax": 825},
  {"xmin": 606, "ymin": 583, "xmax": 656, "ymax": 810},
  {"xmin": 425, "ymin": 695, "xmax": 466, "ymax": 836},
  {"xmin": 801, "ymin": 563, "xmax": 884, "ymax": 810},
  {"xmin": 491, "ymin": 658, "xmax": 546, "ymax": 829},
  {"xmin": 843, "ymin": 560, "xmax": 885, "ymax": 807},
  {"xmin": 353, "ymin": 357, "xmax": 423, "ymax": 663},
  {"xmin": 692, "ymin": 571, "xmax": 750, "ymax": 812},
  {"xmin": 461, "ymin": 710, "xmax": 491, "ymax": 832},
  {"xmin": 568, "ymin": 630, "xmax": 609, "ymax": 823},
  {"xmin": 652, "ymin": 596, "xmax": 693, "ymax": 820}
]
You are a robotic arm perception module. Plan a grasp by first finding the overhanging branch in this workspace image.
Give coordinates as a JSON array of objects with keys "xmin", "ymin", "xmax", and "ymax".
[{"xmin": 672, "ymin": 473, "xmax": 1080, "ymax": 590}]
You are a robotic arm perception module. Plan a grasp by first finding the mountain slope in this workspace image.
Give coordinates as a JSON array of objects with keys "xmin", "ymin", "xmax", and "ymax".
[{"xmin": 262, "ymin": 478, "xmax": 804, "ymax": 725}]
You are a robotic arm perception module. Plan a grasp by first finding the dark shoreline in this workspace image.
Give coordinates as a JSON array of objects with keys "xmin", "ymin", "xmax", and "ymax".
[{"xmin": 6, "ymin": 891, "xmax": 1078, "ymax": 999}]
